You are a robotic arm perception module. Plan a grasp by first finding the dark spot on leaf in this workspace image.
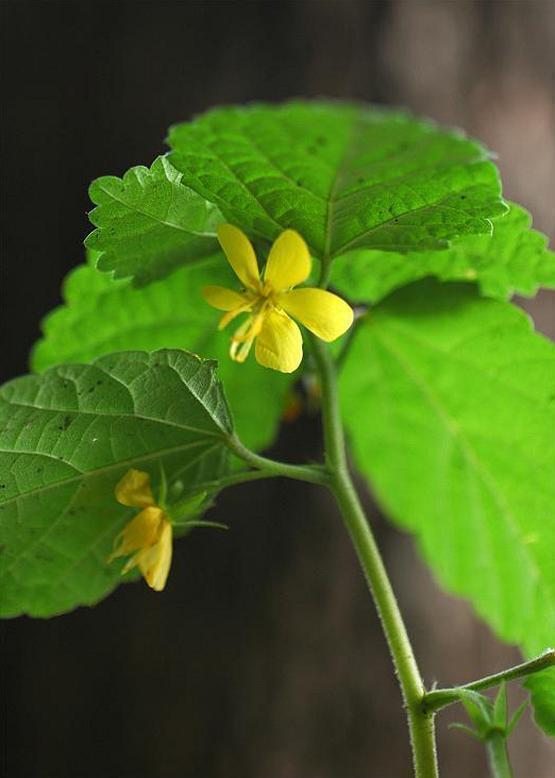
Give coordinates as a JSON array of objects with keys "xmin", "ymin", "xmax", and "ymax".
[
  {"xmin": 297, "ymin": 179, "xmax": 304, "ymax": 187},
  {"xmin": 35, "ymin": 549, "xmax": 55, "ymax": 562},
  {"xmin": 96, "ymin": 380, "xmax": 104, "ymax": 386},
  {"xmin": 357, "ymin": 178, "xmax": 364, "ymax": 184},
  {"xmin": 0, "ymin": 484, "xmax": 5, "ymax": 489},
  {"xmin": 461, "ymin": 195, "xmax": 466, "ymax": 200},
  {"xmin": 61, "ymin": 415, "xmax": 72, "ymax": 431},
  {"xmin": 316, "ymin": 136, "xmax": 326, "ymax": 146}
]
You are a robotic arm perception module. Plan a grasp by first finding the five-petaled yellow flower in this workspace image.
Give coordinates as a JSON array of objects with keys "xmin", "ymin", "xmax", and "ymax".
[
  {"xmin": 203, "ymin": 225, "xmax": 354, "ymax": 373},
  {"xmin": 108, "ymin": 469, "xmax": 172, "ymax": 592}
]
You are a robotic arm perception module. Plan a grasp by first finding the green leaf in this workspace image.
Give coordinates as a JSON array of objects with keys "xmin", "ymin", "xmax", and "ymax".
[
  {"xmin": 168, "ymin": 101, "xmax": 506, "ymax": 268},
  {"xmin": 31, "ymin": 257, "xmax": 293, "ymax": 452},
  {"xmin": 525, "ymin": 667, "xmax": 555, "ymax": 734},
  {"xmin": 340, "ymin": 281, "xmax": 555, "ymax": 735},
  {"xmin": 507, "ymin": 699, "xmax": 528, "ymax": 737},
  {"xmin": 85, "ymin": 156, "xmax": 222, "ymax": 285},
  {"xmin": 331, "ymin": 202, "xmax": 555, "ymax": 304},
  {"xmin": 449, "ymin": 722, "xmax": 482, "ymax": 740},
  {"xmin": 458, "ymin": 689, "xmax": 493, "ymax": 736},
  {"xmin": 493, "ymin": 684, "xmax": 508, "ymax": 729},
  {"xmin": 0, "ymin": 349, "xmax": 233, "ymax": 617}
]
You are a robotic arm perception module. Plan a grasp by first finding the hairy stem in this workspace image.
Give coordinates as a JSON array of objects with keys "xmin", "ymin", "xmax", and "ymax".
[
  {"xmin": 310, "ymin": 335, "xmax": 439, "ymax": 778},
  {"xmin": 486, "ymin": 732, "xmax": 514, "ymax": 778}
]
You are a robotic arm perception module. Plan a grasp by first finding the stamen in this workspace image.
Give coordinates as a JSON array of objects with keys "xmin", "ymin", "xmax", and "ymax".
[
  {"xmin": 229, "ymin": 305, "xmax": 269, "ymax": 362},
  {"xmin": 230, "ymin": 318, "xmax": 252, "ymax": 361},
  {"xmin": 218, "ymin": 302, "xmax": 254, "ymax": 330}
]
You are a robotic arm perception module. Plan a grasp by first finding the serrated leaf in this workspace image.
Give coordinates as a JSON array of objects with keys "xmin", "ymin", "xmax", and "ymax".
[
  {"xmin": 31, "ymin": 258, "xmax": 294, "ymax": 452},
  {"xmin": 0, "ymin": 350, "xmax": 233, "ymax": 617},
  {"xmin": 331, "ymin": 202, "xmax": 555, "ymax": 304},
  {"xmin": 168, "ymin": 101, "xmax": 506, "ymax": 266},
  {"xmin": 85, "ymin": 156, "xmax": 222, "ymax": 285},
  {"xmin": 340, "ymin": 281, "xmax": 555, "ymax": 735}
]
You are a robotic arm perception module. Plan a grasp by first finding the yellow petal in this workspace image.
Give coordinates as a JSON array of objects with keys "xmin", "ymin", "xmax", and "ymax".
[
  {"xmin": 264, "ymin": 230, "xmax": 311, "ymax": 292},
  {"xmin": 202, "ymin": 285, "xmax": 250, "ymax": 311},
  {"xmin": 255, "ymin": 310, "xmax": 303, "ymax": 373},
  {"xmin": 108, "ymin": 506, "xmax": 164, "ymax": 561},
  {"xmin": 115, "ymin": 469, "xmax": 155, "ymax": 508},
  {"xmin": 279, "ymin": 288, "xmax": 354, "ymax": 342},
  {"xmin": 138, "ymin": 520, "xmax": 173, "ymax": 591},
  {"xmin": 217, "ymin": 224, "xmax": 260, "ymax": 290}
]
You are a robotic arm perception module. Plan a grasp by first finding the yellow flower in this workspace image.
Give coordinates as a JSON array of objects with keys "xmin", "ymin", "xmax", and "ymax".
[
  {"xmin": 108, "ymin": 469, "xmax": 172, "ymax": 592},
  {"xmin": 203, "ymin": 225, "xmax": 354, "ymax": 373}
]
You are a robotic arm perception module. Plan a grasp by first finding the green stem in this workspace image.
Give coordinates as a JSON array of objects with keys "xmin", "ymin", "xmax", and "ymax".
[
  {"xmin": 486, "ymin": 732, "xmax": 514, "ymax": 778},
  {"xmin": 310, "ymin": 336, "xmax": 439, "ymax": 778},
  {"xmin": 199, "ymin": 469, "xmax": 281, "ymax": 492},
  {"xmin": 227, "ymin": 435, "xmax": 329, "ymax": 487},
  {"xmin": 423, "ymin": 649, "xmax": 555, "ymax": 714}
]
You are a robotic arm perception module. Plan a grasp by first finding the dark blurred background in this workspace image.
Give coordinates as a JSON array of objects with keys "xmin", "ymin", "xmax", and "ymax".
[{"xmin": 1, "ymin": 2, "xmax": 554, "ymax": 777}]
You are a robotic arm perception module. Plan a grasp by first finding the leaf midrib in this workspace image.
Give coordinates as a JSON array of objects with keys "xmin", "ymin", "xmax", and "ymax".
[
  {"xmin": 0, "ymin": 399, "xmax": 224, "ymax": 441},
  {"xmin": 372, "ymin": 325, "xmax": 544, "ymax": 597},
  {"xmin": 377, "ymin": 316, "xmax": 554, "ymax": 409},
  {"xmin": 0, "ymin": 440, "xmax": 216, "ymax": 510},
  {"xmin": 93, "ymin": 180, "xmax": 216, "ymax": 239}
]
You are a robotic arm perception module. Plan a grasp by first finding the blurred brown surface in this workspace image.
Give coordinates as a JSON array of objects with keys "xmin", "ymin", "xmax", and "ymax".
[{"xmin": 1, "ymin": 1, "xmax": 554, "ymax": 777}]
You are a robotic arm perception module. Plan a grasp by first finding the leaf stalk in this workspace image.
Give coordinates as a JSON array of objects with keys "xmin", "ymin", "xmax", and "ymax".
[
  {"xmin": 226, "ymin": 435, "xmax": 329, "ymax": 487},
  {"xmin": 422, "ymin": 649, "xmax": 555, "ymax": 714}
]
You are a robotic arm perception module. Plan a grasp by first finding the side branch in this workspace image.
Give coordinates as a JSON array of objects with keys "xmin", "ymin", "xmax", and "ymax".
[{"xmin": 423, "ymin": 649, "xmax": 555, "ymax": 714}]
